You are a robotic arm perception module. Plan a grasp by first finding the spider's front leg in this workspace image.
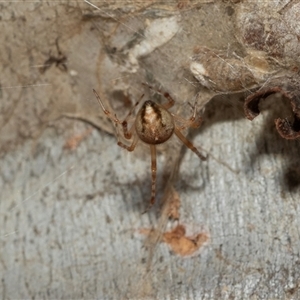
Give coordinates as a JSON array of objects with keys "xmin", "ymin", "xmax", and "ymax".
[
  {"xmin": 172, "ymin": 97, "xmax": 206, "ymax": 160},
  {"xmin": 186, "ymin": 101, "xmax": 203, "ymax": 128},
  {"xmin": 93, "ymin": 89, "xmax": 122, "ymax": 125},
  {"xmin": 120, "ymin": 93, "xmax": 145, "ymax": 139},
  {"xmin": 142, "ymin": 82, "xmax": 175, "ymax": 109},
  {"xmin": 173, "ymin": 97, "xmax": 202, "ymax": 130},
  {"xmin": 115, "ymin": 93, "xmax": 144, "ymax": 151}
]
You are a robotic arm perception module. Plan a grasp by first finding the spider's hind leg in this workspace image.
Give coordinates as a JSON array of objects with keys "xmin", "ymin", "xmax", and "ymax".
[
  {"xmin": 142, "ymin": 145, "xmax": 157, "ymax": 214},
  {"xmin": 116, "ymin": 134, "xmax": 139, "ymax": 152}
]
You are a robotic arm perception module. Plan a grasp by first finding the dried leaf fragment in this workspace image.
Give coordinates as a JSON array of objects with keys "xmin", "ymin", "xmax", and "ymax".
[
  {"xmin": 139, "ymin": 223, "xmax": 209, "ymax": 257},
  {"xmin": 244, "ymin": 73, "xmax": 300, "ymax": 139}
]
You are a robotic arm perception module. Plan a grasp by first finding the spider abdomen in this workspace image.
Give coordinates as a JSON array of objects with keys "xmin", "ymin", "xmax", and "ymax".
[{"xmin": 135, "ymin": 100, "xmax": 175, "ymax": 145}]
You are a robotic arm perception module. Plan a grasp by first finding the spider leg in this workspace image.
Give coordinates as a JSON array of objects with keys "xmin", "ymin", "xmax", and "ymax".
[
  {"xmin": 174, "ymin": 127, "xmax": 207, "ymax": 160},
  {"xmin": 142, "ymin": 145, "xmax": 157, "ymax": 213},
  {"xmin": 93, "ymin": 89, "xmax": 122, "ymax": 124},
  {"xmin": 172, "ymin": 98, "xmax": 202, "ymax": 130},
  {"xmin": 150, "ymin": 145, "xmax": 157, "ymax": 206},
  {"xmin": 187, "ymin": 100, "xmax": 202, "ymax": 128},
  {"xmin": 117, "ymin": 134, "xmax": 139, "ymax": 152},
  {"xmin": 142, "ymin": 82, "xmax": 175, "ymax": 109},
  {"xmin": 121, "ymin": 93, "xmax": 144, "ymax": 139},
  {"xmin": 173, "ymin": 114, "xmax": 202, "ymax": 130},
  {"xmin": 94, "ymin": 88, "xmax": 144, "ymax": 140}
]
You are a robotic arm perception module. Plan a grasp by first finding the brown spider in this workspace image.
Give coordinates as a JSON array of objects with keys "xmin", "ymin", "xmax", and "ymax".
[{"xmin": 93, "ymin": 83, "xmax": 206, "ymax": 211}]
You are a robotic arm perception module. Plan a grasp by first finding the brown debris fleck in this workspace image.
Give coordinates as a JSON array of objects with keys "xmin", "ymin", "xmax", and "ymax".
[
  {"xmin": 177, "ymin": 0, "xmax": 188, "ymax": 9},
  {"xmin": 139, "ymin": 224, "xmax": 209, "ymax": 257},
  {"xmin": 64, "ymin": 128, "xmax": 93, "ymax": 150},
  {"xmin": 162, "ymin": 224, "xmax": 209, "ymax": 256}
]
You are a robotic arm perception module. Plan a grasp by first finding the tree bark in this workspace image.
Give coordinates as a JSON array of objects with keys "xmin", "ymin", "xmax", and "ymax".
[{"xmin": 1, "ymin": 1, "xmax": 300, "ymax": 299}]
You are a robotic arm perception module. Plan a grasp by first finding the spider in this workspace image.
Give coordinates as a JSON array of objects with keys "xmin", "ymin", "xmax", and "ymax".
[{"xmin": 93, "ymin": 83, "xmax": 206, "ymax": 211}]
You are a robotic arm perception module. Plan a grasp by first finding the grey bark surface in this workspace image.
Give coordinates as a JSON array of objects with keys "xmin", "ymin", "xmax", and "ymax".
[{"xmin": 1, "ymin": 1, "xmax": 300, "ymax": 299}]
